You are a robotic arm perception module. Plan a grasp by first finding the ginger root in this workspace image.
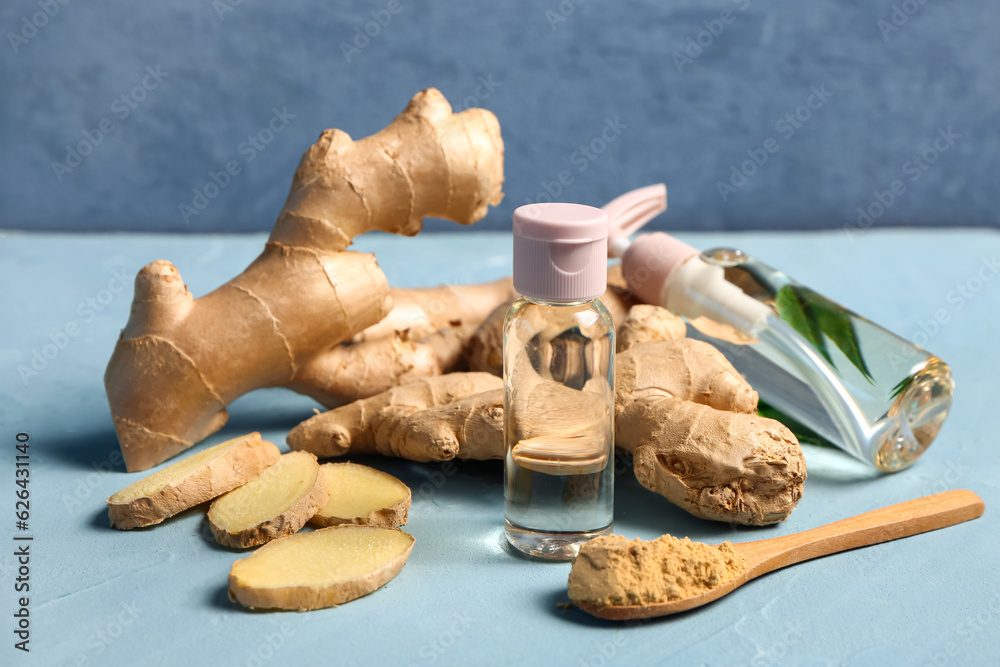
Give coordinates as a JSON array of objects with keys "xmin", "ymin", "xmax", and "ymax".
[
  {"xmin": 288, "ymin": 277, "xmax": 515, "ymax": 408},
  {"xmin": 610, "ymin": 306, "xmax": 805, "ymax": 525},
  {"xmin": 288, "ymin": 372, "xmax": 503, "ymax": 462},
  {"xmin": 290, "ymin": 304, "xmax": 806, "ymax": 525},
  {"xmin": 105, "ymin": 89, "xmax": 505, "ymax": 471},
  {"xmin": 614, "ymin": 302, "xmax": 687, "ymax": 351},
  {"xmin": 357, "ymin": 279, "xmax": 516, "ymax": 344}
]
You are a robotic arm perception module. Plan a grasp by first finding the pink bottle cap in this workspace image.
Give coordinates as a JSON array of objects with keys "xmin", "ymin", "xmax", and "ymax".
[
  {"xmin": 621, "ymin": 231, "xmax": 699, "ymax": 304},
  {"xmin": 513, "ymin": 203, "xmax": 609, "ymax": 302}
]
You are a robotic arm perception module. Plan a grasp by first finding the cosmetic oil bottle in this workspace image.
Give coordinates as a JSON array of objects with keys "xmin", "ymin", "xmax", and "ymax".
[
  {"xmin": 504, "ymin": 203, "xmax": 615, "ymax": 560},
  {"xmin": 619, "ymin": 230, "xmax": 954, "ymax": 473}
]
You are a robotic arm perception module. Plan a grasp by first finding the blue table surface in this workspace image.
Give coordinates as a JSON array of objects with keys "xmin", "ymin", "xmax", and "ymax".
[{"xmin": 1, "ymin": 229, "xmax": 998, "ymax": 667}]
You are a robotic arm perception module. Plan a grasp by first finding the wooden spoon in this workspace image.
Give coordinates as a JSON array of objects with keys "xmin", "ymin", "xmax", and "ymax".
[{"xmin": 574, "ymin": 489, "xmax": 984, "ymax": 620}]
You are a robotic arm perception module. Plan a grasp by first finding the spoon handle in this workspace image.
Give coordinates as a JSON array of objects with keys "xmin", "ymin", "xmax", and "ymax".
[{"xmin": 739, "ymin": 489, "xmax": 984, "ymax": 574}]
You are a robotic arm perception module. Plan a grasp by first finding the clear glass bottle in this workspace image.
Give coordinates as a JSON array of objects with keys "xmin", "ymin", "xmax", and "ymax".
[
  {"xmin": 621, "ymin": 232, "xmax": 954, "ymax": 473},
  {"xmin": 504, "ymin": 203, "xmax": 615, "ymax": 560}
]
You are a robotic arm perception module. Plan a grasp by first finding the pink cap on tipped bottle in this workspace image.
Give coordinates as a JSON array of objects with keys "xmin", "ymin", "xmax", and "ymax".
[
  {"xmin": 513, "ymin": 203, "xmax": 608, "ymax": 302},
  {"xmin": 621, "ymin": 232, "xmax": 699, "ymax": 305}
]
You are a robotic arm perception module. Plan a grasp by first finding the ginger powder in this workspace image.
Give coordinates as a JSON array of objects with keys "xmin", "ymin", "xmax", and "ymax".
[{"xmin": 568, "ymin": 534, "xmax": 747, "ymax": 606}]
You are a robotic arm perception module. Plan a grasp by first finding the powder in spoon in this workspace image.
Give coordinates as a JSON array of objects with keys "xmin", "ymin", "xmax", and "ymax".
[{"xmin": 568, "ymin": 534, "xmax": 747, "ymax": 607}]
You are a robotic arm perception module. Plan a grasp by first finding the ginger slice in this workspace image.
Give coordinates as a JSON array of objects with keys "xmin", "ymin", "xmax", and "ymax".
[
  {"xmin": 107, "ymin": 432, "xmax": 280, "ymax": 530},
  {"xmin": 228, "ymin": 525, "xmax": 415, "ymax": 610},
  {"xmin": 309, "ymin": 463, "xmax": 411, "ymax": 528},
  {"xmin": 208, "ymin": 451, "xmax": 329, "ymax": 548}
]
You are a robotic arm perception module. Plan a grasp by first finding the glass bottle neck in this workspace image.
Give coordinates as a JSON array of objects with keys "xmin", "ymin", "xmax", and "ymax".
[{"xmin": 521, "ymin": 295, "xmax": 598, "ymax": 307}]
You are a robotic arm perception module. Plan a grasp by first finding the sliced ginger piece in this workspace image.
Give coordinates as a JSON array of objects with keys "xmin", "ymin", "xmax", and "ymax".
[
  {"xmin": 310, "ymin": 463, "xmax": 411, "ymax": 528},
  {"xmin": 228, "ymin": 525, "xmax": 415, "ymax": 610},
  {"xmin": 208, "ymin": 451, "xmax": 329, "ymax": 548},
  {"xmin": 107, "ymin": 432, "xmax": 280, "ymax": 530}
]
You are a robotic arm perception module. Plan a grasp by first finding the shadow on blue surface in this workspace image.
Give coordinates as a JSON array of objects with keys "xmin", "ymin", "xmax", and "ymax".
[
  {"xmin": 358, "ymin": 454, "xmax": 771, "ymax": 543},
  {"xmin": 195, "ymin": 515, "xmax": 252, "ymax": 554},
  {"xmin": 206, "ymin": 584, "xmax": 284, "ymax": 615},
  {"xmin": 47, "ymin": 429, "xmax": 127, "ymax": 472},
  {"xmin": 536, "ymin": 585, "xmax": 731, "ymax": 628},
  {"xmin": 88, "ymin": 507, "xmax": 110, "ymax": 531},
  {"xmin": 44, "ymin": 404, "xmax": 314, "ymax": 471},
  {"xmin": 207, "ymin": 586, "xmax": 239, "ymax": 613},
  {"xmin": 612, "ymin": 460, "xmax": 785, "ymax": 542},
  {"xmin": 90, "ymin": 500, "xmax": 217, "ymax": 533}
]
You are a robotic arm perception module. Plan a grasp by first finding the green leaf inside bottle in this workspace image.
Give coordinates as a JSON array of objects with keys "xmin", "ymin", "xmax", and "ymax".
[
  {"xmin": 757, "ymin": 400, "xmax": 839, "ymax": 449},
  {"xmin": 774, "ymin": 284, "xmax": 874, "ymax": 383}
]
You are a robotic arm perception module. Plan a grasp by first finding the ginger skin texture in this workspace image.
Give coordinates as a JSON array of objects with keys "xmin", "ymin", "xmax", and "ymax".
[
  {"xmin": 614, "ymin": 308, "xmax": 805, "ymax": 525},
  {"xmin": 290, "ymin": 304, "xmax": 806, "ymax": 526},
  {"xmin": 288, "ymin": 278, "xmax": 517, "ymax": 409},
  {"xmin": 288, "ymin": 372, "xmax": 504, "ymax": 463},
  {"xmin": 105, "ymin": 89, "xmax": 505, "ymax": 471},
  {"xmin": 106, "ymin": 432, "xmax": 279, "ymax": 530}
]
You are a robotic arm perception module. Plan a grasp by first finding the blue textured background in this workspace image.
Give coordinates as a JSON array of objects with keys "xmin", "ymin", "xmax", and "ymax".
[{"xmin": 1, "ymin": 0, "xmax": 998, "ymax": 233}]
